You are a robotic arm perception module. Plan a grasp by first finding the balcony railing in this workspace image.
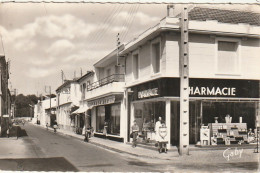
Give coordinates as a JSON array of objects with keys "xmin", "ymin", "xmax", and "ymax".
[{"xmin": 87, "ymin": 74, "xmax": 125, "ymax": 91}]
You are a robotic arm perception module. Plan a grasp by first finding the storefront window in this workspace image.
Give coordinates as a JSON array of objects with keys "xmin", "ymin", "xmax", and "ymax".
[
  {"xmin": 133, "ymin": 101, "xmax": 165, "ymax": 141},
  {"xmin": 202, "ymin": 101, "xmax": 256, "ymax": 129},
  {"xmin": 110, "ymin": 103, "xmax": 120, "ymax": 135},
  {"xmin": 96, "ymin": 103, "xmax": 121, "ymax": 135},
  {"xmin": 96, "ymin": 106, "xmax": 105, "ymax": 133}
]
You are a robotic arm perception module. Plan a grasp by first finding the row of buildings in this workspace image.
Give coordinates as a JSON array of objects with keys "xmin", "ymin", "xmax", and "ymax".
[{"xmin": 34, "ymin": 6, "xmax": 260, "ymax": 154}]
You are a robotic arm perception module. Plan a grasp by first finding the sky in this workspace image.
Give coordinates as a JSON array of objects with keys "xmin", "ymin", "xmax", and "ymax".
[{"xmin": 0, "ymin": 3, "xmax": 259, "ymax": 96}]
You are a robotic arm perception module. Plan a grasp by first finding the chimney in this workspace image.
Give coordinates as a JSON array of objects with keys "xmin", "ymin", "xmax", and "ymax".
[{"xmin": 167, "ymin": 4, "xmax": 174, "ymax": 17}]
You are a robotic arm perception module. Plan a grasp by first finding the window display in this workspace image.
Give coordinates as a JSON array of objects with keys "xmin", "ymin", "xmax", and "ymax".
[
  {"xmin": 198, "ymin": 101, "xmax": 258, "ymax": 146},
  {"xmin": 96, "ymin": 106, "xmax": 105, "ymax": 133},
  {"xmin": 133, "ymin": 101, "xmax": 165, "ymax": 142},
  {"xmin": 96, "ymin": 103, "xmax": 121, "ymax": 135}
]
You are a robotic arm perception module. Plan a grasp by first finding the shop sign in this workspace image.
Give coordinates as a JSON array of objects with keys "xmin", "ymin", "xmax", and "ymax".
[
  {"xmin": 138, "ymin": 88, "xmax": 159, "ymax": 99},
  {"xmin": 88, "ymin": 96, "xmax": 115, "ymax": 107},
  {"xmin": 130, "ymin": 78, "xmax": 259, "ymax": 100},
  {"xmin": 189, "ymin": 87, "xmax": 236, "ymax": 96},
  {"xmin": 189, "ymin": 78, "xmax": 259, "ymax": 98}
]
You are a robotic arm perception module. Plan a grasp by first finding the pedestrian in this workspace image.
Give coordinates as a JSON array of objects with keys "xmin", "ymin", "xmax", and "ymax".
[
  {"xmin": 103, "ymin": 120, "xmax": 108, "ymax": 137},
  {"xmin": 155, "ymin": 117, "xmax": 162, "ymax": 147},
  {"xmin": 131, "ymin": 120, "xmax": 139, "ymax": 148},
  {"xmin": 53, "ymin": 121, "xmax": 58, "ymax": 133},
  {"xmin": 84, "ymin": 114, "xmax": 91, "ymax": 142},
  {"xmin": 7, "ymin": 128, "xmax": 10, "ymax": 138},
  {"xmin": 46, "ymin": 123, "xmax": 49, "ymax": 130}
]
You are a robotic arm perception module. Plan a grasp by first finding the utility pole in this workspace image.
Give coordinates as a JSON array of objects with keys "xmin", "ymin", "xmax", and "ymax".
[
  {"xmin": 179, "ymin": 6, "xmax": 190, "ymax": 155},
  {"xmin": 116, "ymin": 33, "xmax": 120, "ymax": 66},
  {"xmin": 61, "ymin": 70, "xmax": 64, "ymax": 84}
]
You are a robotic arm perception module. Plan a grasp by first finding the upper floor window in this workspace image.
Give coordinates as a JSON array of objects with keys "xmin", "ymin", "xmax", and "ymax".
[
  {"xmin": 82, "ymin": 83, "xmax": 86, "ymax": 99},
  {"xmin": 151, "ymin": 41, "xmax": 161, "ymax": 73},
  {"xmin": 216, "ymin": 39, "xmax": 240, "ymax": 74},
  {"xmin": 132, "ymin": 53, "xmax": 139, "ymax": 80}
]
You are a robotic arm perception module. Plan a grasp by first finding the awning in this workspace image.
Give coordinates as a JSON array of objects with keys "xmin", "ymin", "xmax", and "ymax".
[{"xmin": 72, "ymin": 106, "xmax": 88, "ymax": 114}]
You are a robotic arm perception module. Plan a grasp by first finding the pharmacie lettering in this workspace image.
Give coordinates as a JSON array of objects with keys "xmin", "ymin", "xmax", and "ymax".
[
  {"xmin": 189, "ymin": 87, "xmax": 236, "ymax": 96},
  {"xmin": 138, "ymin": 88, "xmax": 159, "ymax": 99}
]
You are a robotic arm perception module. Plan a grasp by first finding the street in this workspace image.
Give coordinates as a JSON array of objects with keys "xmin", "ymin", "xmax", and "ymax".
[
  {"xmin": 0, "ymin": 124, "xmax": 162, "ymax": 172},
  {"xmin": 0, "ymin": 123, "xmax": 259, "ymax": 172}
]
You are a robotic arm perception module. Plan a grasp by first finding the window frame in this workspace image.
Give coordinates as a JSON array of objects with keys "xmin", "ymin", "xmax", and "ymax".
[
  {"xmin": 215, "ymin": 37, "xmax": 241, "ymax": 76},
  {"xmin": 150, "ymin": 37, "xmax": 162, "ymax": 75},
  {"xmin": 132, "ymin": 49, "xmax": 140, "ymax": 80}
]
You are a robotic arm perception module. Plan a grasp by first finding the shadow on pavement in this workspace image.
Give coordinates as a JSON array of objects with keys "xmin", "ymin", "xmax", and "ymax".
[
  {"xmin": 1, "ymin": 126, "xmax": 28, "ymax": 138},
  {"xmin": 173, "ymin": 162, "xmax": 259, "ymax": 172},
  {"xmin": 0, "ymin": 157, "xmax": 78, "ymax": 171}
]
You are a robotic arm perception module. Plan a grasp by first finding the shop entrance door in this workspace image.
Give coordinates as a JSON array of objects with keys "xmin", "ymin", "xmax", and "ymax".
[
  {"xmin": 189, "ymin": 101, "xmax": 201, "ymax": 144},
  {"xmin": 171, "ymin": 101, "xmax": 180, "ymax": 146}
]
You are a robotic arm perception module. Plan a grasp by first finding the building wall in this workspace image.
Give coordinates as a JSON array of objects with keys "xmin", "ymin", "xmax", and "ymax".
[
  {"xmin": 125, "ymin": 32, "xmax": 260, "ymax": 86},
  {"xmin": 79, "ymin": 74, "xmax": 94, "ymax": 103},
  {"xmin": 165, "ymin": 33, "xmax": 260, "ymax": 79},
  {"xmin": 70, "ymin": 82, "xmax": 80, "ymax": 106},
  {"xmin": 57, "ymin": 103, "xmax": 73, "ymax": 130},
  {"xmin": 95, "ymin": 58, "xmax": 125, "ymax": 82}
]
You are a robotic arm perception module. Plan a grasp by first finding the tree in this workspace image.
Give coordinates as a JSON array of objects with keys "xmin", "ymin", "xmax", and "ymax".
[{"xmin": 15, "ymin": 94, "xmax": 40, "ymax": 117}]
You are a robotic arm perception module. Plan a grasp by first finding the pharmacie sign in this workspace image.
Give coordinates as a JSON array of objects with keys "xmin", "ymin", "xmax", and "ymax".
[
  {"xmin": 130, "ymin": 78, "xmax": 259, "ymax": 100},
  {"xmin": 189, "ymin": 87, "xmax": 236, "ymax": 96},
  {"xmin": 189, "ymin": 78, "xmax": 259, "ymax": 98}
]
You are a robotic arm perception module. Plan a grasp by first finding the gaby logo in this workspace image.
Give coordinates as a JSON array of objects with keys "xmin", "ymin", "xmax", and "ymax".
[
  {"xmin": 223, "ymin": 147, "xmax": 243, "ymax": 161},
  {"xmin": 189, "ymin": 87, "xmax": 236, "ymax": 96}
]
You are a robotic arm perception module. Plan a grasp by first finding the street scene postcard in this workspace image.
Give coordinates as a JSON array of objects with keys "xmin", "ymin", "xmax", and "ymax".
[{"xmin": 0, "ymin": 0, "xmax": 259, "ymax": 172}]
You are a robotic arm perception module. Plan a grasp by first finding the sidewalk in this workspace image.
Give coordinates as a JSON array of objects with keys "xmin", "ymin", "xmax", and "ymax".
[{"xmin": 30, "ymin": 123, "xmax": 259, "ymax": 161}]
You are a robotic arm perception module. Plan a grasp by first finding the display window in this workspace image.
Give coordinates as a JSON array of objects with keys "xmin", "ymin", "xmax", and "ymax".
[
  {"xmin": 110, "ymin": 103, "xmax": 120, "ymax": 135},
  {"xmin": 196, "ymin": 101, "xmax": 259, "ymax": 146},
  {"xmin": 202, "ymin": 101, "xmax": 256, "ymax": 129},
  {"xmin": 96, "ymin": 106, "xmax": 105, "ymax": 133},
  {"xmin": 96, "ymin": 103, "xmax": 121, "ymax": 135},
  {"xmin": 133, "ymin": 101, "xmax": 165, "ymax": 141}
]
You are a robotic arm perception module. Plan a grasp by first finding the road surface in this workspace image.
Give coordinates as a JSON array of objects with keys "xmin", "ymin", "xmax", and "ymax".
[{"xmin": 0, "ymin": 123, "xmax": 259, "ymax": 172}]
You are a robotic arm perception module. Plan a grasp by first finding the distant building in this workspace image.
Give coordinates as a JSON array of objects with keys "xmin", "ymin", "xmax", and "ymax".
[
  {"xmin": 34, "ymin": 96, "xmax": 56, "ymax": 127},
  {"xmin": 71, "ymin": 71, "xmax": 94, "ymax": 134},
  {"xmin": 56, "ymin": 79, "xmax": 81, "ymax": 131}
]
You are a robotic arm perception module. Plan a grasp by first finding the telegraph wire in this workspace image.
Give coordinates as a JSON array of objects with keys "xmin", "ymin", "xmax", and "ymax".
[
  {"xmin": 85, "ymin": 4, "xmax": 118, "ymax": 48},
  {"xmin": 120, "ymin": 4, "xmax": 137, "ymax": 39},
  {"xmin": 89, "ymin": 4, "xmax": 125, "ymax": 56},
  {"xmin": 93, "ymin": 4, "xmax": 125, "ymax": 46},
  {"xmin": 121, "ymin": 4, "xmax": 140, "ymax": 42},
  {"xmin": 122, "ymin": 4, "xmax": 140, "ymax": 42}
]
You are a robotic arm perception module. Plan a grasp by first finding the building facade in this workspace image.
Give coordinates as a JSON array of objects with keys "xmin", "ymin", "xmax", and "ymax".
[
  {"xmin": 71, "ymin": 71, "xmax": 95, "ymax": 134},
  {"xmin": 0, "ymin": 56, "xmax": 11, "ymax": 136},
  {"xmin": 85, "ymin": 47, "xmax": 127, "ymax": 142},
  {"xmin": 118, "ymin": 7, "xmax": 260, "ymax": 149},
  {"xmin": 35, "ymin": 96, "xmax": 57, "ymax": 127},
  {"xmin": 56, "ymin": 80, "xmax": 81, "ymax": 131}
]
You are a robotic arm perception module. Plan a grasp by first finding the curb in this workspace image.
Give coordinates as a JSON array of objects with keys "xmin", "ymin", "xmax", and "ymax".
[{"xmin": 54, "ymin": 130, "xmax": 167, "ymax": 159}]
